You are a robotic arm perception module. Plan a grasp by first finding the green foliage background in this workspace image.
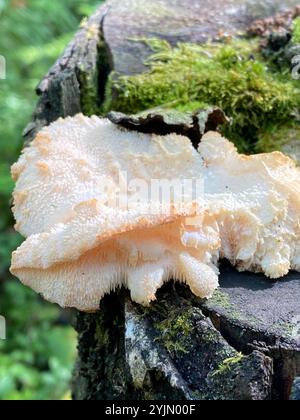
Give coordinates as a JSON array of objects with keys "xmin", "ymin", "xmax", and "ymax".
[{"xmin": 0, "ymin": 0, "xmax": 102, "ymax": 400}]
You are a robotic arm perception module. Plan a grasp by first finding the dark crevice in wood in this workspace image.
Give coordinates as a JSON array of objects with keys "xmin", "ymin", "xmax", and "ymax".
[{"xmin": 202, "ymin": 308, "xmax": 299, "ymax": 400}]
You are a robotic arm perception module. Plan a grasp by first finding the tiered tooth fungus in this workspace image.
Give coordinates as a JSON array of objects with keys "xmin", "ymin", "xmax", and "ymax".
[{"xmin": 10, "ymin": 115, "xmax": 219, "ymax": 311}]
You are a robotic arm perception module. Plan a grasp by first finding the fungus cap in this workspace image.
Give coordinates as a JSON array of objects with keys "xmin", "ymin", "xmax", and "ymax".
[
  {"xmin": 200, "ymin": 132, "xmax": 300, "ymax": 278},
  {"xmin": 11, "ymin": 115, "xmax": 220, "ymax": 311}
]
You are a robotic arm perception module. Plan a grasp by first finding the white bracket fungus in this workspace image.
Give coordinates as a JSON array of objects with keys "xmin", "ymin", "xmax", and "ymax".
[
  {"xmin": 10, "ymin": 115, "xmax": 300, "ymax": 311},
  {"xmin": 200, "ymin": 132, "xmax": 300, "ymax": 278},
  {"xmin": 10, "ymin": 115, "xmax": 219, "ymax": 311}
]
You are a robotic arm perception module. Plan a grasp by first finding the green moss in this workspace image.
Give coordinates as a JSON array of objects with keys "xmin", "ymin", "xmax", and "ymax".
[
  {"xmin": 205, "ymin": 290, "xmax": 261, "ymax": 326},
  {"xmin": 154, "ymin": 308, "xmax": 194, "ymax": 356},
  {"xmin": 79, "ymin": 39, "xmax": 111, "ymax": 116},
  {"xmin": 78, "ymin": 69, "xmax": 100, "ymax": 116},
  {"xmin": 104, "ymin": 38, "xmax": 300, "ymax": 152},
  {"xmin": 292, "ymin": 17, "xmax": 300, "ymax": 44},
  {"xmin": 211, "ymin": 354, "xmax": 245, "ymax": 377},
  {"xmin": 256, "ymin": 122, "xmax": 300, "ymax": 153},
  {"xmin": 207, "ymin": 290, "xmax": 241, "ymax": 320}
]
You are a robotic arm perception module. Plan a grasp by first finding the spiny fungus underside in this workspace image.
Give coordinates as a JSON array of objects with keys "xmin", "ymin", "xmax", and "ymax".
[
  {"xmin": 10, "ymin": 115, "xmax": 300, "ymax": 311},
  {"xmin": 10, "ymin": 115, "xmax": 220, "ymax": 311}
]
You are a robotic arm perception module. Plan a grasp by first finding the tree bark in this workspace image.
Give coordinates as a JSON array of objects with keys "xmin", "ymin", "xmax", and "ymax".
[{"xmin": 25, "ymin": 0, "xmax": 300, "ymax": 400}]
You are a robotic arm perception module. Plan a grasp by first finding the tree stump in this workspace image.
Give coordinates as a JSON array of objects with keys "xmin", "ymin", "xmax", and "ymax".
[{"xmin": 25, "ymin": 0, "xmax": 300, "ymax": 400}]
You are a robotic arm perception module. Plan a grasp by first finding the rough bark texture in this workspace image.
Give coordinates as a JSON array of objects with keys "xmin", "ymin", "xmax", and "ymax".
[
  {"xmin": 24, "ymin": 0, "xmax": 300, "ymax": 400},
  {"xmin": 73, "ymin": 283, "xmax": 274, "ymax": 400},
  {"xmin": 71, "ymin": 266, "xmax": 299, "ymax": 400},
  {"xmin": 23, "ymin": 4, "xmax": 110, "ymax": 143},
  {"xmin": 291, "ymin": 377, "xmax": 300, "ymax": 400},
  {"xmin": 202, "ymin": 263, "xmax": 300, "ymax": 400},
  {"xmin": 107, "ymin": 108, "xmax": 228, "ymax": 148}
]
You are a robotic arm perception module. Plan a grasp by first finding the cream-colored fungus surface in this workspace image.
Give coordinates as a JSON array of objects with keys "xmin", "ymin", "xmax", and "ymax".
[
  {"xmin": 200, "ymin": 132, "xmax": 300, "ymax": 278},
  {"xmin": 10, "ymin": 115, "xmax": 219, "ymax": 311},
  {"xmin": 11, "ymin": 115, "xmax": 300, "ymax": 311}
]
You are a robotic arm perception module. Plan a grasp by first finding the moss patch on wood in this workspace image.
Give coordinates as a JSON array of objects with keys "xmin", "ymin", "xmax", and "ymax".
[
  {"xmin": 103, "ymin": 38, "xmax": 300, "ymax": 153},
  {"xmin": 211, "ymin": 354, "xmax": 245, "ymax": 377},
  {"xmin": 153, "ymin": 307, "xmax": 194, "ymax": 356},
  {"xmin": 292, "ymin": 17, "xmax": 300, "ymax": 44},
  {"xmin": 78, "ymin": 69, "xmax": 100, "ymax": 116},
  {"xmin": 78, "ymin": 37, "xmax": 112, "ymax": 116},
  {"xmin": 205, "ymin": 290, "xmax": 242, "ymax": 321}
]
